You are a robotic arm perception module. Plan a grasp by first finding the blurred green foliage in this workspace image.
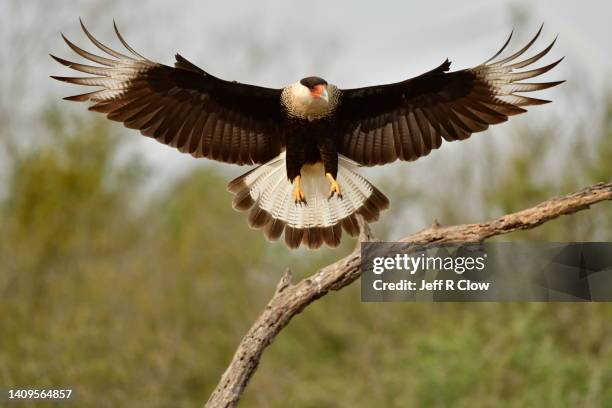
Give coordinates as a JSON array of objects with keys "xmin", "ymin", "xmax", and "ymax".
[{"xmin": 0, "ymin": 100, "xmax": 610, "ymax": 407}]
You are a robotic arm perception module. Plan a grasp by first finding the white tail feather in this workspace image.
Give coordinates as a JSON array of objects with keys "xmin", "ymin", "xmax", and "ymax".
[{"xmin": 228, "ymin": 152, "xmax": 388, "ymax": 249}]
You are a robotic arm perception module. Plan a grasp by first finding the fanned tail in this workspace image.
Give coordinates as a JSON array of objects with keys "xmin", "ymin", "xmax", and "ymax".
[{"xmin": 228, "ymin": 152, "xmax": 389, "ymax": 249}]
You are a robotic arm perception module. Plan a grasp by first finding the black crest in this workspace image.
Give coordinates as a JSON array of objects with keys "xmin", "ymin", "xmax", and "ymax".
[{"xmin": 299, "ymin": 76, "xmax": 327, "ymax": 89}]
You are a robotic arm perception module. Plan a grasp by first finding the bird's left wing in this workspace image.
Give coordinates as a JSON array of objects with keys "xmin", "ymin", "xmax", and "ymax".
[
  {"xmin": 336, "ymin": 26, "xmax": 564, "ymax": 166},
  {"xmin": 52, "ymin": 21, "xmax": 284, "ymax": 165}
]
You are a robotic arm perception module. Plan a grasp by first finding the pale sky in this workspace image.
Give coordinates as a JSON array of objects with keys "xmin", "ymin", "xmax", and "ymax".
[{"xmin": 1, "ymin": 0, "xmax": 610, "ymax": 184}]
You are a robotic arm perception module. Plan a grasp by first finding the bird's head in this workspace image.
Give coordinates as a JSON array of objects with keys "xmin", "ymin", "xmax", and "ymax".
[
  {"xmin": 299, "ymin": 76, "xmax": 329, "ymax": 103},
  {"xmin": 282, "ymin": 76, "xmax": 336, "ymax": 119}
]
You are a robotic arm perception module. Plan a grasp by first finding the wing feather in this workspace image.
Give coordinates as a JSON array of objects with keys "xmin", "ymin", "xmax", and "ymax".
[
  {"xmin": 337, "ymin": 26, "xmax": 564, "ymax": 166},
  {"xmin": 79, "ymin": 18, "xmax": 133, "ymax": 60},
  {"xmin": 52, "ymin": 21, "xmax": 284, "ymax": 165}
]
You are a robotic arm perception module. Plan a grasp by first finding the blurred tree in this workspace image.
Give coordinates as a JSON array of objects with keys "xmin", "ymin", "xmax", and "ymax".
[{"xmin": 0, "ymin": 95, "xmax": 610, "ymax": 407}]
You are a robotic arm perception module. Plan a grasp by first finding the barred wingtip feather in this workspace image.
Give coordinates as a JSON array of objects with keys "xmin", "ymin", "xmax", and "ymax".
[
  {"xmin": 339, "ymin": 25, "xmax": 564, "ymax": 167},
  {"xmin": 506, "ymin": 36, "xmax": 558, "ymax": 69},
  {"xmin": 52, "ymin": 21, "xmax": 284, "ymax": 166},
  {"xmin": 63, "ymin": 92, "xmax": 98, "ymax": 102},
  {"xmin": 482, "ymin": 28, "xmax": 515, "ymax": 65},
  {"xmin": 488, "ymin": 23, "xmax": 544, "ymax": 66},
  {"xmin": 50, "ymin": 54, "xmax": 72, "ymax": 66},
  {"xmin": 60, "ymin": 32, "xmax": 116, "ymax": 67},
  {"xmin": 79, "ymin": 18, "xmax": 132, "ymax": 60},
  {"xmin": 113, "ymin": 19, "xmax": 148, "ymax": 60}
]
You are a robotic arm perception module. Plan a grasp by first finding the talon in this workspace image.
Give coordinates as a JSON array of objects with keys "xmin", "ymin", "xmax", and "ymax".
[
  {"xmin": 293, "ymin": 187, "xmax": 306, "ymax": 204},
  {"xmin": 292, "ymin": 176, "xmax": 307, "ymax": 205},
  {"xmin": 326, "ymin": 173, "xmax": 342, "ymax": 199}
]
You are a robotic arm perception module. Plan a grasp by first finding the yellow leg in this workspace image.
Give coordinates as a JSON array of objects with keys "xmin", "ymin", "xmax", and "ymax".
[
  {"xmin": 292, "ymin": 175, "xmax": 307, "ymax": 205},
  {"xmin": 326, "ymin": 173, "xmax": 343, "ymax": 199}
]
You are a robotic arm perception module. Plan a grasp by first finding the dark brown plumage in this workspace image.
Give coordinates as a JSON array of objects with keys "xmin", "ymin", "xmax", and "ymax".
[
  {"xmin": 336, "ymin": 25, "xmax": 563, "ymax": 165},
  {"xmin": 52, "ymin": 20, "xmax": 285, "ymax": 165},
  {"xmin": 52, "ymin": 21, "xmax": 563, "ymax": 250}
]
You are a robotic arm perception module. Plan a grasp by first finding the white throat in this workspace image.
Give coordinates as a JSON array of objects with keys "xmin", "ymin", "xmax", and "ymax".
[{"xmin": 282, "ymin": 82, "xmax": 336, "ymax": 120}]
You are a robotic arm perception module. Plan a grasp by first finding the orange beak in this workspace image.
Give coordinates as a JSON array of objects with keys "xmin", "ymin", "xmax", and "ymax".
[{"xmin": 310, "ymin": 84, "xmax": 329, "ymax": 102}]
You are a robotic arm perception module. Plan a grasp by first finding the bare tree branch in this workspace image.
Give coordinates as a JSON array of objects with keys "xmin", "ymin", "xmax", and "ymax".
[{"xmin": 204, "ymin": 182, "xmax": 612, "ymax": 408}]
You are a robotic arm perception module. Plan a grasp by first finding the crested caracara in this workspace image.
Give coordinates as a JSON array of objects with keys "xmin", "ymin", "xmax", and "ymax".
[{"xmin": 52, "ymin": 21, "xmax": 564, "ymax": 249}]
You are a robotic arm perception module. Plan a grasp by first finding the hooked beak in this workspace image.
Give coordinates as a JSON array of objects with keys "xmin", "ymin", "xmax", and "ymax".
[
  {"xmin": 311, "ymin": 84, "xmax": 329, "ymax": 102},
  {"xmin": 321, "ymin": 87, "xmax": 329, "ymax": 103}
]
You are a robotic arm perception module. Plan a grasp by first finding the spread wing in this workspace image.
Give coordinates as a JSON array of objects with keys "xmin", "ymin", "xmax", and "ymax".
[
  {"xmin": 336, "ymin": 25, "xmax": 564, "ymax": 166},
  {"xmin": 51, "ymin": 20, "xmax": 284, "ymax": 165}
]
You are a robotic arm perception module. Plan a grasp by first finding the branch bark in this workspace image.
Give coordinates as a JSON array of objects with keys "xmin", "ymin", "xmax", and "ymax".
[{"xmin": 204, "ymin": 182, "xmax": 612, "ymax": 408}]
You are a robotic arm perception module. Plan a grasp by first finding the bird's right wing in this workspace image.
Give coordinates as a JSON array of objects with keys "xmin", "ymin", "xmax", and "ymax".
[{"xmin": 52, "ymin": 21, "xmax": 285, "ymax": 165}]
